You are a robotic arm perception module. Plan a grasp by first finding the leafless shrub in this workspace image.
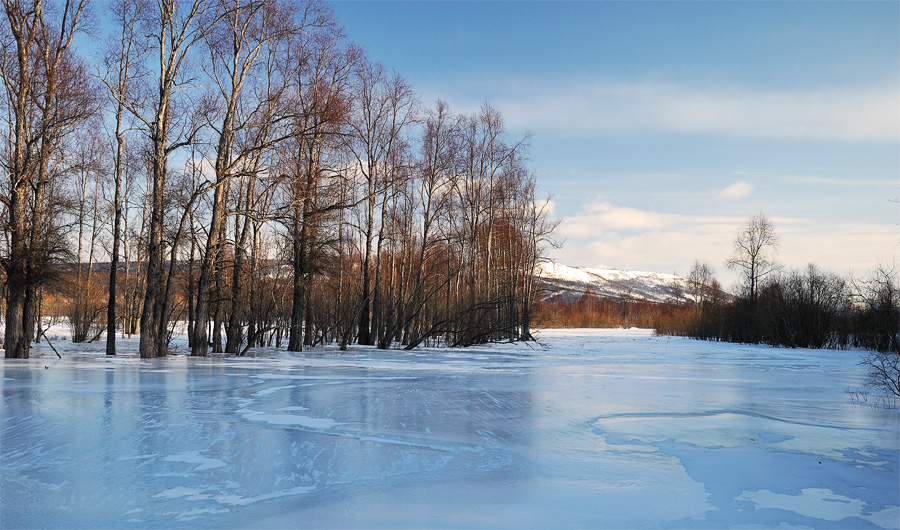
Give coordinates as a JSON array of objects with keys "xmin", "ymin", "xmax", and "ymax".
[{"xmin": 66, "ymin": 278, "xmax": 106, "ymax": 343}]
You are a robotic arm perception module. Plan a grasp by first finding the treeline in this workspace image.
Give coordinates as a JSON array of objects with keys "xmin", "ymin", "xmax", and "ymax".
[
  {"xmin": 684, "ymin": 263, "xmax": 899, "ymax": 353},
  {"xmin": 682, "ymin": 214, "xmax": 899, "ymax": 356},
  {"xmin": 685, "ymin": 259, "xmax": 899, "ymax": 398},
  {"xmin": 533, "ymin": 288, "xmax": 686, "ymax": 330},
  {"xmin": 535, "ymin": 213, "xmax": 897, "ymax": 397},
  {"xmin": 0, "ymin": 0, "xmax": 555, "ymax": 359}
]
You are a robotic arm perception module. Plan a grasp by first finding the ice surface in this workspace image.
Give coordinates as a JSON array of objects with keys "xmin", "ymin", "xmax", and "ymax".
[{"xmin": 1, "ymin": 328, "xmax": 898, "ymax": 529}]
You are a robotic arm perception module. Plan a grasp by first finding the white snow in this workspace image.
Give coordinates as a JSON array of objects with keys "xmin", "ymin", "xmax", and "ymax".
[
  {"xmin": 1, "ymin": 328, "xmax": 898, "ymax": 529},
  {"xmin": 536, "ymin": 261, "xmax": 691, "ymax": 303},
  {"xmin": 538, "ymin": 261, "xmax": 683, "ymax": 283}
]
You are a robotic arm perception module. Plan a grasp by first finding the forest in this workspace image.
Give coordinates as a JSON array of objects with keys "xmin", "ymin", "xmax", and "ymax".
[{"xmin": 0, "ymin": 0, "xmax": 556, "ymax": 359}]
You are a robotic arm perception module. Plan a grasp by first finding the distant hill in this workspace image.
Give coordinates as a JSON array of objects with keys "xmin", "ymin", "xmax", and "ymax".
[
  {"xmin": 84, "ymin": 259, "xmax": 693, "ymax": 305},
  {"xmin": 535, "ymin": 262, "xmax": 691, "ymax": 305}
]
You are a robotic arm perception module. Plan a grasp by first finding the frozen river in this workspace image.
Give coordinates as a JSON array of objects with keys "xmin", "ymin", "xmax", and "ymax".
[{"xmin": 2, "ymin": 329, "xmax": 898, "ymax": 529}]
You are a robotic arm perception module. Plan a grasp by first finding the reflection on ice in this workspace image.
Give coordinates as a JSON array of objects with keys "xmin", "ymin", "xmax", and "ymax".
[{"xmin": 1, "ymin": 328, "xmax": 898, "ymax": 529}]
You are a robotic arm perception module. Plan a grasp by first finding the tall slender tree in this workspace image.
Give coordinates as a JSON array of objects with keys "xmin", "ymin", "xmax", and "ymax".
[
  {"xmin": 103, "ymin": 0, "xmax": 212, "ymax": 358},
  {"xmin": 99, "ymin": 0, "xmax": 146, "ymax": 355},
  {"xmin": 344, "ymin": 61, "xmax": 416, "ymax": 345},
  {"xmin": 282, "ymin": 20, "xmax": 356, "ymax": 352}
]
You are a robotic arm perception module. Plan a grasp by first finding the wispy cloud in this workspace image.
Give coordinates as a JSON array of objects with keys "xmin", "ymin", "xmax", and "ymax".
[
  {"xmin": 718, "ymin": 181, "xmax": 753, "ymax": 200},
  {"xmin": 489, "ymin": 79, "xmax": 899, "ymax": 143},
  {"xmin": 782, "ymin": 175, "xmax": 899, "ymax": 188}
]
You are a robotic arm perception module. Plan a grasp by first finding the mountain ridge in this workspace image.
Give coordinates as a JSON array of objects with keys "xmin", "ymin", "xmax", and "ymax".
[{"xmin": 535, "ymin": 262, "xmax": 690, "ymax": 305}]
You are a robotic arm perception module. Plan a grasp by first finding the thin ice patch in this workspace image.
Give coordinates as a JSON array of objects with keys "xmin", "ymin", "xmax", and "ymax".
[
  {"xmin": 164, "ymin": 450, "xmax": 227, "ymax": 471},
  {"xmin": 240, "ymin": 410, "xmax": 340, "ymax": 429},
  {"xmin": 252, "ymin": 385, "xmax": 295, "ymax": 397},
  {"xmin": 735, "ymin": 488, "xmax": 874, "ymax": 524},
  {"xmin": 154, "ymin": 485, "xmax": 314, "ymax": 507}
]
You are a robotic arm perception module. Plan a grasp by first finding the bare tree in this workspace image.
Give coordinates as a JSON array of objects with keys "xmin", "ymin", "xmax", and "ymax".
[
  {"xmin": 392, "ymin": 102, "xmax": 552, "ymax": 349},
  {"xmin": 512, "ymin": 173, "xmax": 558, "ymax": 340},
  {"xmin": 376, "ymin": 100, "xmax": 453, "ymax": 349},
  {"xmin": 0, "ymin": 0, "xmax": 563, "ymax": 358},
  {"xmin": 67, "ymin": 127, "xmax": 107, "ymax": 343},
  {"xmin": 854, "ymin": 264, "xmax": 899, "ymax": 397},
  {"xmin": 688, "ymin": 260, "xmax": 715, "ymax": 308},
  {"xmin": 98, "ymin": 0, "xmax": 146, "ymax": 355},
  {"xmin": 191, "ymin": 0, "xmax": 300, "ymax": 356},
  {"xmin": 105, "ymin": 0, "xmax": 211, "ymax": 358},
  {"xmin": 280, "ymin": 22, "xmax": 356, "ymax": 352},
  {"xmin": 120, "ymin": 146, "xmax": 147, "ymax": 337},
  {"xmin": 344, "ymin": 60, "xmax": 417, "ymax": 346},
  {"xmin": 726, "ymin": 213, "xmax": 780, "ymax": 303},
  {"xmin": 1, "ymin": 0, "xmax": 92, "ymax": 358}
]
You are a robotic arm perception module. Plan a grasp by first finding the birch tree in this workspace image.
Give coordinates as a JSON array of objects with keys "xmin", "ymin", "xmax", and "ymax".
[
  {"xmin": 344, "ymin": 61, "xmax": 416, "ymax": 345},
  {"xmin": 191, "ymin": 0, "xmax": 298, "ymax": 356},
  {"xmin": 1, "ymin": 0, "xmax": 91, "ymax": 358},
  {"xmin": 98, "ymin": 0, "xmax": 146, "ymax": 355},
  {"xmin": 107, "ymin": 0, "xmax": 211, "ymax": 358},
  {"xmin": 282, "ymin": 21, "xmax": 356, "ymax": 351}
]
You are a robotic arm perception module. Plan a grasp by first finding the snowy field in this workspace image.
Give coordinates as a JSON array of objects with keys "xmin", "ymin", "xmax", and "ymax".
[{"xmin": 1, "ymin": 327, "xmax": 898, "ymax": 529}]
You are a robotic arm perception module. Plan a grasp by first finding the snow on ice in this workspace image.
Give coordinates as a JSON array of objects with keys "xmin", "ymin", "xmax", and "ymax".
[{"xmin": 1, "ymin": 327, "xmax": 898, "ymax": 529}]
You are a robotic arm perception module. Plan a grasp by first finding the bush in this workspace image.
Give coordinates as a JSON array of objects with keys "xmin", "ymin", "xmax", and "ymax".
[
  {"xmin": 851, "ymin": 264, "xmax": 900, "ymax": 355},
  {"xmin": 861, "ymin": 350, "xmax": 900, "ymax": 398},
  {"xmin": 852, "ymin": 264, "xmax": 900, "ymax": 398},
  {"xmin": 66, "ymin": 276, "xmax": 106, "ymax": 343}
]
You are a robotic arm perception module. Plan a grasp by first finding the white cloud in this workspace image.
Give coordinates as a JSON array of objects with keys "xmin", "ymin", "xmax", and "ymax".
[
  {"xmin": 550, "ymin": 200, "xmax": 899, "ymax": 286},
  {"xmin": 574, "ymin": 200, "xmax": 666, "ymax": 231},
  {"xmin": 717, "ymin": 181, "xmax": 753, "ymax": 200},
  {"xmin": 493, "ymin": 79, "xmax": 899, "ymax": 143},
  {"xmin": 534, "ymin": 198, "xmax": 556, "ymax": 217}
]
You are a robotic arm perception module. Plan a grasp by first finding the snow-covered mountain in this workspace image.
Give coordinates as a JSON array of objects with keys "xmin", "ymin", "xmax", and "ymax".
[{"xmin": 535, "ymin": 262, "xmax": 690, "ymax": 304}]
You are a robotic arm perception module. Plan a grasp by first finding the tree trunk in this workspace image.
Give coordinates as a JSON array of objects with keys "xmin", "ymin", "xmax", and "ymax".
[
  {"xmin": 139, "ymin": 138, "xmax": 168, "ymax": 358},
  {"xmin": 106, "ymin": 103, "xmax": 127, "ymax": 355},
  {"xmin": 225, "ymin": 206, "xmax": 251, "ymax": 354},
  {"xmin": 288, "ymin": 212, "xmax": 305, "ymax": 351},
  {"xmin": 358, "ymin": 185, "xmax": 376, "ymax": 346},
  {"xmin": 4, "ymin": 180, "xmax": 29, "ymax": 358},
  {"xmin": 187, "ymin": 227, "xmax": 196, "ymax": 348},
  {"xmin": 192, "ymin": 179, "xmax": 227, "ymax": 356}
]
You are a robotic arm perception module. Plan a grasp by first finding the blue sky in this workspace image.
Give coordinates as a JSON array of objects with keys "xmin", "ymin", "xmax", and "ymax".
[{"xmin": 332, "ymin": 0, "xmax": 899, "ymax": 285}]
